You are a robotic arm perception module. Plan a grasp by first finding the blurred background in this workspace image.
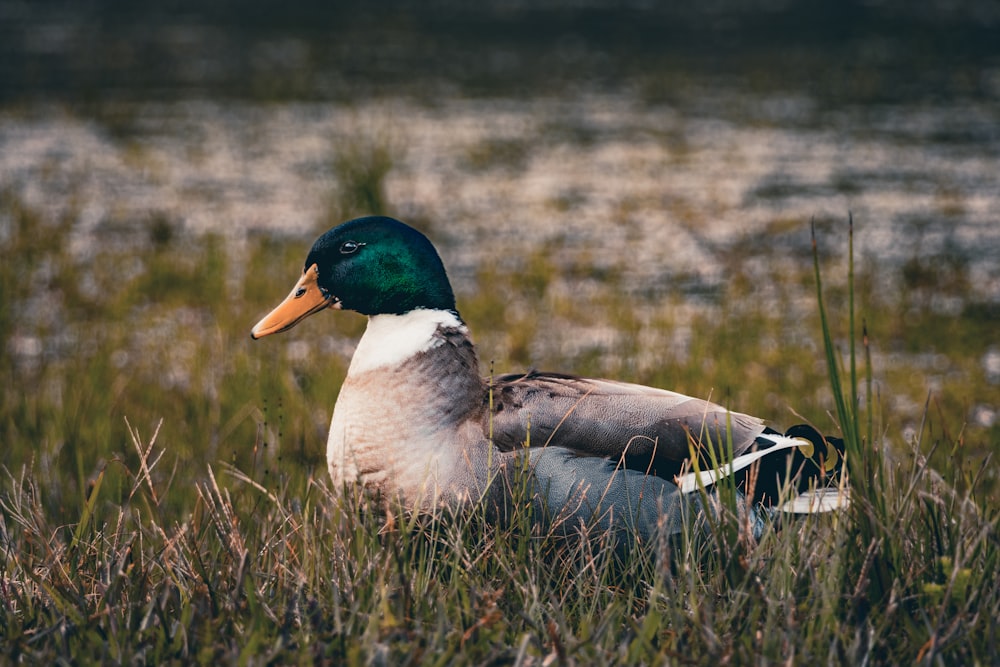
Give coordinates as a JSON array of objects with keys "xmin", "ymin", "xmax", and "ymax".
[{"xmin": 1, "ymin": 1, "xmax": 998, "ymax": 512}]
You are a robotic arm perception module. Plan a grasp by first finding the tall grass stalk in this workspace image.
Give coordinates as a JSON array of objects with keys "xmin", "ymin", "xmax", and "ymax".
[{"xmin": 812, "ymin": 220, "xmax": 999, "ymax": 663}]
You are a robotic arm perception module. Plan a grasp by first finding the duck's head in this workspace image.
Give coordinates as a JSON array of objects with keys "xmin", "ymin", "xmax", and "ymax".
[{"xmin": 251, "ymin": 216, "xmax": 456, "ymax": 339}]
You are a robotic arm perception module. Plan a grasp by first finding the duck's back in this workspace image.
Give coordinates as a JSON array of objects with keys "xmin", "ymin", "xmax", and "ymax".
[{"xmin": 486, "ymin": 371, "xmax": 766, "ymax": 479}]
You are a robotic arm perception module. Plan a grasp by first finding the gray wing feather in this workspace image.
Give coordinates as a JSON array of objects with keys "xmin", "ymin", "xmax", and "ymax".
[
  {"xmin": 495, "ymin": 448, "xmax": 769, "ymax": 546},
  {"xmin": 485, "ymin": 371, "xmax": 766, "ymax": 475}
]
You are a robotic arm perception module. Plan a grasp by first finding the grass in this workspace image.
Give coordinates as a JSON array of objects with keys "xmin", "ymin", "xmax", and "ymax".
[{"xmin": 1, "ymin": 183, "xmax": 998, "ymax": 663}]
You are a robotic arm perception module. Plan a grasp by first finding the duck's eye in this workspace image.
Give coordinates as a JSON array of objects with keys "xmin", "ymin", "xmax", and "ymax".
[{"xmin": 340, "ymin": 240, "xmax": 365, "ymax": 255}]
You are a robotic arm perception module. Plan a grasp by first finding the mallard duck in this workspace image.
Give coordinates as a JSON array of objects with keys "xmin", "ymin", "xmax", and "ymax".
[{"xmin": 251, "ymin": 216, "xmax": 845, "ymax": 540}]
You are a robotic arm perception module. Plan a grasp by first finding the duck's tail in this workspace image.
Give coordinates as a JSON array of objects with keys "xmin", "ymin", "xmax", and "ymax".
[{"xmin": 676, "ymin": 424, "xmax": 849, "ymax": 512}]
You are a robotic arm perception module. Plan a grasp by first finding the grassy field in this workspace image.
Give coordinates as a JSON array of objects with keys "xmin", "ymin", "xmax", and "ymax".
[{"xmin": 1, "ymin": 160, "xmax": 998, "ymax": 664}]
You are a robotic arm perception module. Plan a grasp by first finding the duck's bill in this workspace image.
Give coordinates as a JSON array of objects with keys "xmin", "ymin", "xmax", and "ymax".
[{"xmin": 250, "ymin": 264, "xmax": 340, "ymax": 339}]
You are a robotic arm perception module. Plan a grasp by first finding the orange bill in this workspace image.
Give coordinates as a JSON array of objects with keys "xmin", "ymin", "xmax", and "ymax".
[{"xmin": 250, "ymin": 264, "xmax": 339, "ymax": 339}]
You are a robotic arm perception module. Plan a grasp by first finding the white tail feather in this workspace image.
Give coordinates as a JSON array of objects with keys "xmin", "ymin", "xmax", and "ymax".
[
  {"xmin": 676, "ymin": 433, "xmax": 810, "ymax": 494},
  {"xmin": 780, "ymin": 487, "xmax": 851, "ymax": 513}
]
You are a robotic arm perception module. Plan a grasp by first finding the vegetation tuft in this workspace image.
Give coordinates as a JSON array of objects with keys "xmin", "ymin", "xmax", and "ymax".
[{"xmin": 1, "ymin": 187, "xmax": 997, "ymax": 663}]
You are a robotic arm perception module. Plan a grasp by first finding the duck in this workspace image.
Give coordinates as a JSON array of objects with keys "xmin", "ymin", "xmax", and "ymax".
[{"xmin": 251, "ymin": 216, "xmax": 846, "ymax": 542}]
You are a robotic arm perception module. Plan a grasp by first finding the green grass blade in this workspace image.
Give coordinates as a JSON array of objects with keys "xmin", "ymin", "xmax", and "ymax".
[{"xmin": 71, "ymin": 466, "xmax": 104, "ymax": 553}]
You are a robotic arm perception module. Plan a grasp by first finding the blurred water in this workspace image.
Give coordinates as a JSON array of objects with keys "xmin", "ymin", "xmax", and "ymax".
[
  {"xmin": 3, "ymin": 1, "xmax": 999, "ymax": 308},
  {"xmin": 1, "ymin": 93, "xmax": 998, "ymax": 306}
]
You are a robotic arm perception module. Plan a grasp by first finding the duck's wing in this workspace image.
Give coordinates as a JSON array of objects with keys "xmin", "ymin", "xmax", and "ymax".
[
  {"xmin": 485, "ymin": 371, "xmax": 766, "ymax": 477},
  {"xmin": 497, "ymin": 447, "xmax": 722, "ymax": 543},
  {"xmin": 489, "ymin": 444, "xmax": 844, "ymax": 550}
]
